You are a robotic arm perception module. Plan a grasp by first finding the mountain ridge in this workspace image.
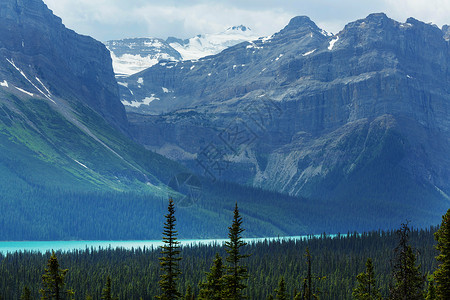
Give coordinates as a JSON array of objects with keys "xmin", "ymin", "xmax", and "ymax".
[
  {"xmin": 123, "ymin": 13, "xmax": 450, "ymax": 222},
  {"xmin": 105, "ymin": 25, "xmax": 260, "ymax": 77}
]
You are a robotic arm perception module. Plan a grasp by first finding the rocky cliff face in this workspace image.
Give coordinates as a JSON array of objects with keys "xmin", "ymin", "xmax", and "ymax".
[
  {"xmin": 0, "ymin": 0, "xmax": 128, "ymax": 131},
  {"xmin": 124, "ymin": 13, "xmax": 450, "ymax": 210}
]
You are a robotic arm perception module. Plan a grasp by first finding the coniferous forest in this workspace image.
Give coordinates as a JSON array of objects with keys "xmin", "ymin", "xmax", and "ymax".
[{"xmin": 0, "ymin": 202, "xmax": 449, "ymax": 300}]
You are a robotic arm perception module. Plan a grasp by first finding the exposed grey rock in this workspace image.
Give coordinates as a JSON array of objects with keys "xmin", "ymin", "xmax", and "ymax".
[
  {"xmin": 443, "ymin": 25, "xmax": 450, "ymax": 41},
  {"xmin": 0, "ymin": 0, "xmax": 128, "ymax": 131},
  {"xmin": 124, "ymin": 13, "xmax": 450, "ymax": 205}
]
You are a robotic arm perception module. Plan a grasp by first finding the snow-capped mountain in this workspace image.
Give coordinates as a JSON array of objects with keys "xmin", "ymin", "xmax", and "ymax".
[
  {"xmin": 105, "ymin": 25, "xmax": 259, "ymax": 77},
  {"xmin": 169, "ymin": 25, "xmax": 259, "ymax": 60},
  {"xmin": 105, "ymin": 38, "xmax": 182, "ymax": 77}
]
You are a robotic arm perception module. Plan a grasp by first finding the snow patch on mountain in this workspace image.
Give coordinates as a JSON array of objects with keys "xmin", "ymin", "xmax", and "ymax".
[
  {"xmin": 106, "ymin": 26, "xmax": 259, "ymax": 77},
  {"xmin": 169, "ymin": 25, "xmax": 259, "ymax": 60},
  {"xmin": 15, "ymin": 86, "xmax": 34, "ymax": 97},
  {"xmin": 328, "ymin": 36, "xmax": 339, "ymax": 50},
  {"xmin": 122, "ymin": 94, "xmax": 159, "ymax": 107},
  {"xmin": 303, "ymin": 49, "xmax": 316, "ymax": 56}
]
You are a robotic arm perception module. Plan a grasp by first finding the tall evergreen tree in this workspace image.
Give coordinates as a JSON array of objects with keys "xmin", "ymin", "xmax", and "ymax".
[
  {"xmin": 101, "ymin": 276, "xmax": 112, "ymax": 300},
  {"xmin": 198, "ymin": 253, "xmax": 225, "ymax": 300},
  {"xmin": 157, "ymin": 198, "xmax": 182, "ymax": 299},
  {"xmin": 223, "ymin": 203, "xmax": 249, "ymax": 300},
  {"xmin": 433, "ymin": 208, "xmax": 450, "ymax": 299},
  {"xmin": 184, "ymin": 285, "xmax": 194, "ymax": 300},
  {"xmin": 352, "ymin": 258, "xmax": 382, "ymax": 300},
  {"xmin": 389, "ymin": 222, "xmax": 425, "ymax": 300},
  {"xmin": 303, "ymin": 247, "xmax": 312, "ymax": 300},
  {"xmin": 425, "ymin": 276, "xmax": 436, "ymax": 300},
  {"xmin": 20, "ymin": 286, "xmax": 31, "ymax": 300},
  {"xmin": 275, "ymin": 277, "xmax": 289, "ymax": 300},
  {"xmin": 39, "ymin": 251, "xmax": 74, "ymax": 300}
]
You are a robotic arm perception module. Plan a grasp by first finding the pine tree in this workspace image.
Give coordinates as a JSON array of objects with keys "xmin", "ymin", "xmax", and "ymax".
[
  {"xmin": 303, "ymin": 247, "xmax": 312, "ymax": 300},
  {"xmin": 275, "ymin": 277, "xmax": 289, "ymax": 300},
  {"xmin": 352, "ymin": 258, "xmax": 382, "ymax": 300},
  {"xmin": 157, "ymin": 198, "xmax": 182, "ymax": 299},
  {"xmin": 198, "ymin": 253, "xmax": 225, "ymax": 300},
  {"xmin": 20, "ymin": 286, "xmax": 31, "ymax": 300},
  {"xmin": 425, "ymin": 276, "xmax": 436, "ymax": 300},
  {"xmin": 39, "ymin": 250, "xmax": 74, "ymax": 300},
  {"xmin": 101, "ymin": 276, "xmax": 112, "ymax": 300},
  {"xmin": 223, "ymin": 203, "xmax": 249, "ymax": 300},
  {"xmin": 184, "ymin": 285, "xmax": 194, "ymax": 300},
  {"xmin": 389, "ymin": 222, "xmax": 425, "ymax": 300},
  {"xmin": 433, "ymin": 209, "xmax": 450, "ymax": 299}
]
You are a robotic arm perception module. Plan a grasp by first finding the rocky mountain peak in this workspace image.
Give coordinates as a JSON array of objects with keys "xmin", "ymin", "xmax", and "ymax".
[
  {"xmin": 227, "ymin": 25, "xmax": 250, "ymax": 32},
  {"xmin": 282, "ymin": 16, "xmax": 320, "ymax": 33},
  {"xmin": 0, "ymin": 0, "xmax": 128, "ymax": 131}
]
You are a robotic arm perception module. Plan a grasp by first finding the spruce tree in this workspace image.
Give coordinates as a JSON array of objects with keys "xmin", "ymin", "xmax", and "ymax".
[
  {"xmin": 198, "ymin": 253, "xmax": 225, "ymax": 300},
  {"xmin": 184, "ymin": 285, "xmax": 194, "ymax": 300},
  {"xmin": 101, "ymin": 276, "xmax": 112, "ymax": 300},
  {"xmin": 39, "ymin": 250, "xmax": 74, "ymax": 300},
  {"xmin": 21, "ymin": 286, "xmax": 31, "ymax": 300},
  {"xmin": 352, "ymin": 258, "xmax": 382, "ymax": 300},
  {"xmin": 389, "ymin": 222, "xmax": 425, "ymax": 300},
  {"xmin": 223, "ymin": 203, "xmax": 249, "ymax": 300},
  {"xmin": 303, "ymin": 247, "xmax": 312, "ymax": 300},
  {"xmin": 425, "ymin": 276, "xmax": 436, "ymax": 300},
  {"xmin": 157, "ymin": 198, "xmax": 182, "ymax": 299},
  {"xmin": 275, "ymin": 277, "xmax": 289, "ymax": 300},
  {"xmin": 433, "ymin": 208, "xmax": 450, "ymax": 299}
]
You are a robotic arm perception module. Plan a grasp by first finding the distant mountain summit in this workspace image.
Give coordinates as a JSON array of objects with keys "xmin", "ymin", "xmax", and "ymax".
[
  {"xmin": 105, "ymin": 25, "xmax": 259, "ymax": 76},
  {"xmin": 105, "ymin": 38, "xmax": 182, "ymax": 78},
  {"xmin": 169, "ymin": 25, "xmax": 259, "ymax": 61}
]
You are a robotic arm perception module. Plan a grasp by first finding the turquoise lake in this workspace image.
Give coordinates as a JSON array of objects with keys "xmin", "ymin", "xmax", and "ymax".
[{"xmin": 0, "ymin": 235, "xmax": 330, "ymax": 254}]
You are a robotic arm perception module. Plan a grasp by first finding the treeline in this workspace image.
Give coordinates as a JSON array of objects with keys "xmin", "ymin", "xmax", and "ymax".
[{"xmin": 0, "ymin": 207, "xmax": 449, "ymax": 299}]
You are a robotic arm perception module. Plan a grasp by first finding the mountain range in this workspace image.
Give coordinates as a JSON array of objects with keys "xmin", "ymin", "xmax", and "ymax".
[
  {"xmin": 105, "ymin": 25, "xmax": 258, "ymax": 77},
  {"xmin": 122, "ymin": 14, "xmax": 450, "ymax": 225},
  {"xmin": 0, "ymin": 0, "xmax": 448, "ymax": 240}
]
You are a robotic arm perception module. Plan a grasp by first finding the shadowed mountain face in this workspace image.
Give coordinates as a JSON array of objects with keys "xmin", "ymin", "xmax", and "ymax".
[
  {"xmin": 0, "ymin": 0, "xmax": 128, "ymax": 131},
  {"xmin": 0, "ymin": 0, "xmax": 179, "ymax": 193},
  {"xmin": 123, "ymin": 14, "xmax": 450, "ymax": 216}
]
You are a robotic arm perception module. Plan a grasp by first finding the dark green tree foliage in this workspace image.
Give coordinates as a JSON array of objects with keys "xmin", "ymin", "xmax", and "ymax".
[
  {"xmin": 39, "ymin": 251, "xmax": 74, "ymax": 300},
  {"xmin": 184, "ymin": 285, "xmax": 194, "ymax": 300},
  {"xmin": 275, "ymin": 277, "xmax": 289, "ymax": 300},
  {"xmin": 199, "ymin": 253, "xmax": 225, "ymax": 299},
  {"xmin": 425, "ymin": 276, "xmax": 436, "ymax": 300},
  {"xmin": 299, "ymin": 247, "xmax": 324, "ymax": 300},
  {"xmin": 101, "ymin": 276, "xmax": 112, "ymax": 300},
  {"xmin": 303, "ymin": 247, "xmax": 312, "ymax": 300},
  {"xmin": 20, "ymin": 286, "xmax": 31, "ymax": 300},
  {"xmin": 433, "ymin": 208, "xmax": 450, "ymax": 299},
  {"xmin": 223, "ymin": 203, "xmax": 249, "ymax": 299},
  {"xmin": 158, "ymin": 198, "xmax": 182, "ymax": 299},
  {"xmin": 352, "ymin": 258, "xmax": 382, "ymax": 300},
  {"xmin": 389, "ymin": 222, "xmax": 425, "ymax": 300},
  {"xmin": 0, "ymin": 227, "xmax": 440, "ymax": 299}
]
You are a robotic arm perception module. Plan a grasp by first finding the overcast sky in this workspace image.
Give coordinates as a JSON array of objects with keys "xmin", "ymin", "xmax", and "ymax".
[{"xmin": 42, "ymin": 0, "xmax": 450, "ymax": 42}]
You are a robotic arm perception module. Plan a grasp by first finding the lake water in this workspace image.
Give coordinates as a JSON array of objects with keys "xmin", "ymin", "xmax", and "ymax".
[{"xmin": 0, "ymin": 235, "xmax": 329, "ymax": 255}]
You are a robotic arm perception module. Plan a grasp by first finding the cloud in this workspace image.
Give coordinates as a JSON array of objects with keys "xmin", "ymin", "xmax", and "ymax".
[
  {"xmin": 381, "ymin": 0, "xmax": 450, "ymax": 27},
  {"xmin": 43, "ymin": 0, "xmax": 450, "ymax": 42}
]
